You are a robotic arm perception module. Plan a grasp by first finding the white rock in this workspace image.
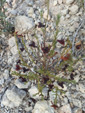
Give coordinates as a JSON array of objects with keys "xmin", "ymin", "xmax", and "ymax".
[
  {"xmin": 72, "ymin": 99, "xmax": 82, "ymax": 108},
  {"xmin": 53, "ymin": 0, "xmax": 58, "ymax": 6},
  {"xmin": 25, "ymin": 0, "xmax": 33, "ymax": 5},
  {"xmin": 10, "ymin": 45, "xmax": 18, "ymax": 55},
  {"xmin": 32, "ymin": 101, "xmax": 54, "ymax": 113},
  {"xmin": 1, "ymin": 93, "xmax": 15, "ymax": 108},
  {"xmin": 61, "ymin": 9, "xmax": 68, "ymax": 15},
  {"xmin": 8, "ymin": 37, "xmax": 16, "ymax": 47},
  {"xmin": 1, "ymin": 86, "xmax": 26, "ymax": 107},
  {"xmin": 66, "ymin": 0, "xmax": 74, "ymax": 5},
  {"xmin": 69, "ymin": 5, "xmax": 78, "ymax": 15},
  {"xmin": 15, "ymin": 16, "xmax": 35, "ymax": 34},
  {"xmin": 27, "ymin": 7, "xmax": 34, "ymax": 17},
  {"xmin": 43, "ymin": 10, "xmax": 50, "ymax": 20},
  {"xmin": 74, "ymin": 75, "xmax": 80, "ymax": 82},
  {"xmin": 3, "ymin": 69, "xmax": 9, "ymax": 79},
  {"xmin": 28, "ymin": 86, "xmax": 40, "ymax": 99},
  {"xmin": 14, "ymin": 79, "xmax": 31, "ymax": 89},
  {"xmin": 79, "ymin": 83, "xmax": 85, "ymax": 93},
  {"xmin": 58, "ymin": 104, "xmax": 72, "ymax": 113},
  {"xmin": 58, "ymin": 0, "xmax": 62, "ymax": 4}
]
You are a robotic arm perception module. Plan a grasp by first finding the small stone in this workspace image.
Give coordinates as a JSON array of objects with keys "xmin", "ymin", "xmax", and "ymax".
[
  {"xmin": 14, "ymin": 79, "xmax": 31, "ymax": 89},
  {"xmin": 32, "ymin": 101, "xmax": 54, "ymax": 113},
  {"xmin": 69, "ymin": 26, "xmax": 75, "ymax": 32},
  {"xmin": 61, "ymin": 9, "xmax": 68, "ymax": 15},
  {"xmin": 53, "ymin": 0, "xmax": 58, "ymax": 6},
  {"xmin": 15, "ymin": 16, "xmax": 35, "ymax": 34},
  {"xmin": 72, "ymin": 99, "xmax": 82, "ymax": 108},
  {"xmin": 69, "ymin": 5, "xmax": 78, "ymax": 15},
  {"xmin": 49, "ymin": 90, "xmax": 56, "ymax": 103},
  {"xmin": 58, "ymin": 104, "xmax": 72, "ymax": 113},
  {"xmin": 66, "ymin": 0, "xmax": 74, "ymax": 5},
  {"xmin": 58, "ymin": 0, "xmax": 62, "ymax": 4},
  {"xmin": 10, "ymin": 45, "xmax": 18, "ymax": 55},
  {"xmin": 79, "ymin": 83, "xmax": 85, "ymax": 93},
  {"xmin": 73, "ymin": 108, "xmax": 82, "ymax": 113},
  {"xmin": 74, "ymin": 75, "xmax": 80, "ymax": 82},
  {"xmin": 43, "ymin": 10, "xmax": 50, "ymax": 20},
  {"xmin": 27, "ymin": 7, "xmax": 34, "ymax": 17},
  {"xmin": 10, "ymin": 10, "xmax": 17, "ymax": 15},
  {"xmin": 25, "ymin": 0, "xmax": 33, "ymax": 5},
  {"xmin": 28, "ymin": 86, "xmax": 40, "ymax": 99},
  {"xmin": 8, "ymin": 37, "xmax": 16, "ymax": 47},
  {"xmin": 3, "ymin": 69, "xmax": 9, "ymax": 80},
  {"xmin": 62, "ymin": 0, "xmax": 66, "ymax": 3},
  {"xmin": 42, "ymin": 87, "xmax": 48, "ymax": 98},
  {"xmin": 1, "ymin": 86, "xmax": 26, "ymax": 107}
]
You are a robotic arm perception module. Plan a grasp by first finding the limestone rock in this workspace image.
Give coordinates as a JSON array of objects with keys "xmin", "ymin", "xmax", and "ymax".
[
  {"xmin": 32, "ymin": 101, "xmax": 54, "ymax": 113},
  {"xmin": 58, "ymin": 104, "xmax": 72, "ymax": 113},
  {"xmin": 15, "ymin": 16, "xmax": 35, "ymax": 34},
  {"xmin": 28, "ymin": 86, "xmax": 40, "ymax": 99},
  {"xmin": 66, "ymin": 0, "xmax": 74, "ymax": 5},
  {"xmin": 1, "ymin": 86, "xmax": 26, "ymax": 107},
  {"xmin": 10, "ymin": 45, "xmax": 18, "ymax": 55},
  {"xmin": 14, "ymin": 79, "xmax": 31, "ymax": 89},
  {"xmin": 58, "ymin": 0, "xmax": 62, "ymax": 4},
  {"xmin": 8, "ymin": 37, "xmax": 16, "ymax": 48},
  {"xmin": 69, "ymin": 5, "xmax": 78, "ymax": 14},
  {"xmin": 79, "ymin": 83, "xmax": 85, "ymax": 93},
  {"xmin": 53, "ymin": 0, "xmax": 58, "ymax": 6}
]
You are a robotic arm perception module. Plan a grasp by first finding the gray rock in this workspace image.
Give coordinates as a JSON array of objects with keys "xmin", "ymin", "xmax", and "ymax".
[
  {"xmin": 49, "ymin": 90, "xmax": 56, "ymax": 103},
  {"xmin": 15, "ymin": 16, "xmax": 35, "ymax": 34},
  {"xmin": 25, "ymin": 0, "xmax": 33, "ymax": 5},
  {"xmin": 32, "ymin": 101, "xmax": 54, "ymax": 113},
  {"xmin": 1, "ymin": 86, "xmax": 26, "ymax": 108}
]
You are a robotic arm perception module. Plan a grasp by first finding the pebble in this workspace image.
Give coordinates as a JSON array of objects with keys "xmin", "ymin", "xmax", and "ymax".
[
  {"xmin": 1, "ymin": 86, "xmax": 26, "ymax": 108},
  {"xmin": 28, "ymin": 86, "xmax": 40, "ymax": 99},
  {"xmin": 66, "ymin": 0, "xmax": 74, "ymax": 5},
  {"xmin": 79, "ymin": 83, "xmax": 85, "ymax": 93},
  {"xmin": 72, "ymin": 99, "xmax": 82, "ymax": 108},
  {"xmin": 58, "ymin": 104, "xmax": 72, "ymax": 113},
  {"xmin": 32, "ymin": 101, "xmax": 54, "ymax": 113},
  {"xmin": 53, "ymin": 0, "xmax": 58, "ymax": 6},
  {"xmin": 58, "ymin": 0, "xmax": 62, "ymax": 4},
  {"xmin": 8, "ymin": 37, "xmax": 16, "ymax": 48},
  {"xmin": 14, "ymin": 79, "xmax": 31, "ymax": 89},
  {"xmin": 69, "ymin": 5, "xmax": 78, "ymax": 14},
  {"xmin": 15, "ymin": 16, "xmax": 35, "ymax": 34},
  {"xmin": 10, "ymin": 45, "xmax": 18, "ymax": 55}
]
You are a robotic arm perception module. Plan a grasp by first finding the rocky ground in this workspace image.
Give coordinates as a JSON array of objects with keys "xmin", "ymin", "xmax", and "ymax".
[{"xmin": 0, "ymin": 0, "xmax": 85, "ymax": 113}]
